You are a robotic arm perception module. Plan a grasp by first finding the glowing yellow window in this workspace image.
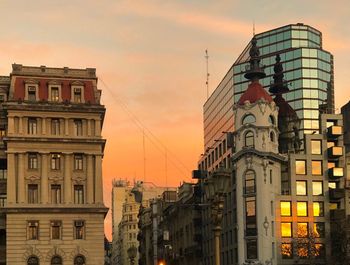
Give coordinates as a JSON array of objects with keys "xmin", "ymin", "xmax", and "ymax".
[
  {"xmin": 297, "ymin": 223, "xmax": 308, "ymax": 237},
  {"xmin": 297, "ymin": 202, "xmax": 308, "ymax": 216},
  {"xmin": 281, "ymin": 223, "xmax": 292, "ymax": 237},
  {"xmin": 311, "ymin": 161, "xmax": 322, "ymax": 175},
  {"xmin": 280, "ymin": 201, "xmax": 291, "ymax": 216},
  {"xmin": 313, "ymin": 202, "xmax": 324, "ymax": 216},
  {"xmin": 281, "ymin": 243, "xmax": 293, "ymax": 259},
  {"xmin": 311, "ymin": 140, "xmax": 321, "ymax": 154},
  {"xmin": 295, "ymin": 160, "xmax": 306, "ymax": 175}
]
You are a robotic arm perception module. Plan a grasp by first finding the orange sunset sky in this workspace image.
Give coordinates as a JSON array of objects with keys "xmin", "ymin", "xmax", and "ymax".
[{"xmin": 1, "ymin": 0, "xmax": 350, "ymax": 240}]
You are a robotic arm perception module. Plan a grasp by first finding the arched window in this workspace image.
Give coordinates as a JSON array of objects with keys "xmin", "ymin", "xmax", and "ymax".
[
  {"xmin": 270, "ymin": 131, "xmax": 275, "ymax": 142},
  {"xmin": 74, "ymin": 255, "xmax": 86, "ymax": 265},
  {"xmin": 245, "ymin": 131, "xmax": 254, "ymax": 147},
  {"xmin": 27, "ymin": 256, "xmax": 39, "ymax": 265},
  {"xmin": 268, "ymin": 115, "xmax": 275, "ymax": 125},
  {"xmin": 242, "ymin": 114, "xmax": 256, "ymax": 125},
  {"xmin": 51, "ymin": 255, "xmax": 62, "ymax": 265},
  {"xmin": 244, "ymin": 170, "xmax": 256, "ymax": 194}
]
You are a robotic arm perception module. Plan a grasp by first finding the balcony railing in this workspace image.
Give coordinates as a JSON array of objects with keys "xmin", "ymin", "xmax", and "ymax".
[
  {"xmin": 329, "ymin": 188, "xmax": 345, "ymax": 200},
  {"xmin": 328, "ymin": 125, "xmax": 342, "ymax": 138},
  {"xmin": 328, "ymin": 146, "xmax": 343, "ymax": 158},
  {"xmin": 328, "ymin": 167, "xmax": 344, "ymax": 179}
]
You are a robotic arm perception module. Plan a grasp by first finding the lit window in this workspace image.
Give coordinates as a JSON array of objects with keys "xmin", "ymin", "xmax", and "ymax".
[
  {"xmin": 51, "ymin": 119, "xmax": 60, "ymax": 135},
  {"xmin": 28, "ymin": 153, "xmax": 38, "ymax": 169},
  {"xmin": 296, "ymin": 181, "xmax": 307, "ymax": 195},
  {"xmin": 311, "ymin": 140, "xmax": 321, "ymax": 154},
  {"xmin": 74, "ymin": 119, "xmax": 83, "ymax": 136},
  {"xmin": 51, "ymin": 154, "xmax": 61, "ymax": 170},
  {"xmin": 280, "ymin": 201, "xmax": 291, "ymax": 216},
  {"xmin": 312, "ymin": 181, "xmax": 323, "ymax": 195},
  {"xmin": 328, "ymin": 162, "xmax": 336, "ymax": 169},
  {"xmin": 297, "ymin": 243, "xmax": 308, "ymax": 258},
  {"xmin": 74, "ymin": 154, "xmax": 83, "ymax": 170},
  {"xmin": 311, "ymin": 161, "xmax": 322, "ymax": 175},
  {"xmin": 297, "ymin": 202, "xmax": 308, "ymax": 216},
  {"xmin": 281, "ymin": 223, "xmax": 292, "ymax": 237},
  {"xmin": 28, "ymin": 118, "xmax": 37, "ymax": 135},
  {"xmin": 27, "ymin": 221, "xmax": 39, "ymax": 240},
  {"xmin": 313, "ymin": 202, "xmax": 324, "ymax": 216},
  {"xmin": 51, "ymin": 87, "xmax": 59, "ymax": 102},
  {"xmin": 328, "ymin": 182, "xmax": 337, "ymax": 189},
  {"xmin": 242, "ymin": 114, "xmax": 256, "ymax": 124},
  {"xmin": 74, "ymin": 87, "xmax": 82, "ymax": 103},
  {"xmin": 50, "ymin": 220, "xmax": 62, "ymax": 240},
  {"xmin": 314, "ymin": 222, "xmax": 325, "ymax": 238},
  {"xmin": 297, "ymin": 222, "xmax": 308, "ymax": 237},
  {"xmin": 327, "ymin": 141, "xmax": 335, "ymax": 148},
  {"xmin": 244, "ymin": 170, "xmax": 255, "ymax": 194},
  {"xmin": 315, "ymin": 243, "xmax": 325, "ymax": 258},
  {"xmin": 281, "ymin": 243, "xmax": 293, "ymax": 259},
  {"xmin": 74, "ymin": 220, "xmax": 85, "ymax": 239},
  {"xmin": 329, "ymin": 202, "xmax": 339, "ymax": 210},
  {"xmin": 51, "ymin": 185, "xmax": 61, "ymax": 204},
  {"xmin": 28, "ymin": 86, "xmax": 36, "ymax": 101},
  {"xmin": 28, "ymin": 184, "xmax": 38, "ymax": 204},
  {"xmin": 245, "ymin": 131, "xmax": 254, "ymax": 147},
  {"xmin": 74, "ymin": 185, "xmax": 84, "ymax": 204},
  {"xmin": 295, "ymin": 160, "xmax": 306, "ymax": 175}
]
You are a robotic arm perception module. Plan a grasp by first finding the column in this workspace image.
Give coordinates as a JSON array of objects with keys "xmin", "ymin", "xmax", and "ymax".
[
  {"xmin": 95, "ymin": 119, "xmax": 101, "ymax": 136},
  {"xmin": 64, "ymin": 153, "xmax": 72, "ymax": 203},
  {"xmin": 94, "ymin": 154, "xmax": 103, "ymax": 203},
  {"xmin": 42, "ymin": 117, "xmax": 46, "ymax": 135},
  {"xmin": 87, "ymin": 154, "xmax": 94, "ymax": 203},
  {"xmin": 6, "ymin": 153, "xmax": 16, "ymax": 204},
  {"xmin": 87, "ymin": 119, "xmax": 91, "ymax": 137},
  {"xmin": 17, "ymin": 153, "xmax": 25, "ymax": 203},
  {"xmin": 41, "ymin": 153, "xmax": 48, "ymax": 203},
  {"xmin": 8, "ymin": 116, "xmax": 14, "ymax": 135},
  {"xmin": 18, "ymin": 116, "xmax": 23, "ymax": 135},
  {"xmin": 65, "ymin": 118, "xmax": 69, "ymax": 136}
]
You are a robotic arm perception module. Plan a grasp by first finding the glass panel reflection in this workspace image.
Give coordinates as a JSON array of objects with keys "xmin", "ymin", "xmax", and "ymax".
[
  {"xmin": 297, "ymin": 202, "xmax": 308, "ymax": 216},
  {"xmin": 311, "ymin": 140, "xmax": 321, "ymax": 154},
  {"xmin": 281, "ymin": 201, "xmax": 291, "ymax": 216},
  {"xmin": 311, "ymin": 161, "xmax": 322, "ymax": 175},
  {"xmin": 313, "ymin": 202, "xmax": 324, "ymax": 216},
  {"xmin": 296, "ymin": 160, "xmax": 306, "ymax": 175},
  {"xmin": 296, "ymin": 181, "xmax": 307, "ymax": 195},
  {"xmin": 281, "ymin": 223, "xmax": 292, "ymax": 237},
  {"xmin": 312, "ymin": 181, "xmax": 323, "ymax": 195}
]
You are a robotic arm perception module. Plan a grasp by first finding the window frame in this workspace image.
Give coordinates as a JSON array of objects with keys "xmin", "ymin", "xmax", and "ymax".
[
  {"xmin": 51, "ymin": 184, "xmax": 61, "ymax": 204},
  {"xmin": 74, "ymin": 119, "xmax": 83, "ymax": 136},
  {"xmin": 51, "ymin": 154, "xmax": 61, "ymax": 170},
  {"xmin": 28, "ymin": 184, "xmax": 38, "ymax": 204},
  {"xmin": 28, "ymin": 153, "xmax": 38, "ymax": 170},
  {"xmin": 74, "ymin": 185, "xmax": 84, "ymax": 204},
  {"xmin": 295, "ymin": 160, "xmax": 306, "ymax": 175},
  {"xmin": 50, "ymin": 220, "xmax": 62, "ymax": 240},
  {"xmin": 28, "ymin": 118, "xmax": 38, "ymax": 135},
  {"xmin": 74, "ymin": 154, "xmax": 83, "ymax": 171},
  {"xmin": 51, "ymin": 118, "xmax": 60, "ymax": 135},
  {"xmin": 27, "ymin": 220, "xmax": 39, "ymax": 240},
  {"xmin": 74, "ymin": 220, "xmax": 85, "ymax": 240},
  {"xmin": 244, "ymin": 130, "xmax": 254, "ymax": 148}
]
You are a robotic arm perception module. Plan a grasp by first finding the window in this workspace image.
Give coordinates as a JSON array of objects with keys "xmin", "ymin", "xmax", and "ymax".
[
  {"xmin": 281, "ymin": 223, "xmax": 292, "ymax": 237},
  {"xmin": 50, "ymin": 220, "xmax": 62, "ymax": 240},
  {"xmin": 51, "ymin": 87, "xmax": 59, "ymax": 102},
  {"xmin": 28, "ymin": 86, "xmax": 37, "ymax": 101},
  {"xmin": 297, "ymin": 222, "xmax": 308, "ymax": 237},
  {"xmin": 74, "ymin": 255, "xmax": 86, "ymax": 265},
  {"xmin": 74, "ymin": 154, "xmax": 83, "ymax": 170},
  {"xmin": 315, "ymin": 243, "xmax": 325, "ymax": 258},
  {"xmin": 74, "ymin": 185, "xmax": 84, "ymax": 204},
  {"xmin": 51, "ymin": 119, "xmax": 60, "ymax": 135},
  {"xmin": 74, "ymin": 220, "xmax": 85, "ymax": 239},
  {"xmin": 245, "ymin": 197, "xmax": 256, "ymax": 236},
  {"xmin": 312, "ymin": 181, "xmax": 323, "ymax": 195},
  {"xmin": 51, "ymin": 185, "xmax": 61, "ymax": 204},
  {"xmin": 295, "ymin": 160, "xmax": 306, "ymax": 174},
  {"xmin": 245, "ymin": 131, "xmax": 254, "ymax": 147},
  {"xmin": 74, "ymin": 119, "xmax": 83, "ymax": 136},
  {"xmin": 27, "ymin": 221, "xmax": 39, "ymax": 240},
  {"xmin": 311, "ymin": 161, "xmax": 322, "ymax": 175},
  {"xmin": 51, "ymin": 154, "xmax": 61, "ymax": 170},
  {"xmin": 281, "ymin": 243, "xmax": 293, "ymax": 259},
  {"xmin": 246, "ymin": 239, "xmax": 257, "ymax": 259},
  {"xmin": 51, "ymin": 255, "xmax": 62, "ymax": 265},
  {"xmin": 270, "ymin": 131, "xmax": 275, "ymax": 142},
  {"xmin": 242, "ymin": 114, "xmax": 256, "ymax": 124},
  {"xmin": 297, "ymin": 243, "xmax": 308, "ymax": 258},
  {"xmin": 296, "ymin": 181, "xmax": 307, "ymax": 195},
  {"xmin": 268, "ymin": 115, "xmax": 275, "ymax": 125},
  {"xmin": 280, "ymin": 201, "xmax": 291, "ymax": 216},
  {"xmin": 27, "ymin": 256, "xmax": 39, "ymax": 265},
  {"xmin": 0, "ymin": 169, "xmax": 6, "ymax": 180},
  {"xmin": 28, "ymin": 184, "xmax": 38, "ymax": 204},
  {"xmin": 28, "ymin": 153, "xmax": 38, "ymax": 169},
  {"xmin": 314, "ymin": 222, "xmax": 325, "ymax": 238},
  {"xmin": 0, "ymin": 194, "xmax": 6, "ymax": 207},
  {"xmin": 313, "ymin": 202, "xmax": 324, "ymax": 216},
  {"xmin": 244, "ymin": 170, "xmax": 255, "ymax": 194},
  {"xmin": 311, "ymin": 140, "xmax": 322, "ymax": 154},
  {"xmin": 74, "ymin": 87, "xmax": 82, "ymax": 103},
  {"xmin": 297, "ymin": 202, "xmax": 308, "ymax": 216},
  {"xmin": 28, "ymin": 118, "xmax": 37, "ymax": 135}
]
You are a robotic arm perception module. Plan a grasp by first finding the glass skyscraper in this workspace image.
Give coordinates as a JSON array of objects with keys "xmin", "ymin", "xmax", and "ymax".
[{"xmin": 233, "ymin": 23, "xmax": 334, "ymax": 147}]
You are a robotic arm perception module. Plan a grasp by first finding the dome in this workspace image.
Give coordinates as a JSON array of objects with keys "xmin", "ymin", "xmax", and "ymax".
[{"xmin": 238, "ymin": 81, "xmax": 273, "ymax": 105}]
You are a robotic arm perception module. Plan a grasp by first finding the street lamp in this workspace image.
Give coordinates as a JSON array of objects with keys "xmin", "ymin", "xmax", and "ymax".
[
  {"xmin": 204, "ymin": 164, "xmax": 231, "ymax": 265},
  {"xmin": 127, "ymin": 245, "xmax": 137, "ymax": 265}
]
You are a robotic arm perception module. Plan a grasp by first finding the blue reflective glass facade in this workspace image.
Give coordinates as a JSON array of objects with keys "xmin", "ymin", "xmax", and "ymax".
[{"xmin": 233, "ymin": 24, "xmax": 334, "ymax": 142}]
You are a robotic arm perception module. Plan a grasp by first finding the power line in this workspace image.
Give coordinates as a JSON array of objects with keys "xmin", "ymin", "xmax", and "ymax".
[{"xmin": 98, "ymin": 77, "xmax": 193, "ymax": 182}]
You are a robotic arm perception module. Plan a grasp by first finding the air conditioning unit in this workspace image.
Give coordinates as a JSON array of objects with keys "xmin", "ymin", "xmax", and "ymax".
[
  {"xmin": 74, "ymin": 87, "xmax": 81, "ymax": 93},
  {"xmin": 75, "ymin": 220, "xmax": 84, "ymax": 227}
]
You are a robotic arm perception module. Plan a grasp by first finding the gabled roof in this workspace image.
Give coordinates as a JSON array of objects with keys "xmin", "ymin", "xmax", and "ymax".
[{"xmin": 238, "ymin": 81, "xmax": 273, "ymax": 105}]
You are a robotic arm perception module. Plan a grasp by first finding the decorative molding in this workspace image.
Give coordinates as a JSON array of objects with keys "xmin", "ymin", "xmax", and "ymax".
[
  {"xmin": 245, "ymin": 155, "xmax": 253, "ymax": 169},
  {"xmin": 72, "ymin": 175, "xmax": 86, "ymax": 184},
  {"xmin": 48, "ymin": 175, "xmax": 63, "ymax": 183},
  {"xmin": 45, "ymin": 246, "xmax": 66, "ymax": 261},
  {"xmin": 258, "ymin": 101, "xmax": 267, "ymax": 114},
  {"xmin": 262, "ymin": 157, "xmax": 268, "ymax": 183},
  {"xmin": 22, "ymin": 246, "xmax": 43, "ymax": 261},
  {"xmin": 69, "ymin": 245, "xmax": 89, "ymax": 260},
  {"xmin": 25, "ymin": 175, "xmax": 40, "ymax": 183}
]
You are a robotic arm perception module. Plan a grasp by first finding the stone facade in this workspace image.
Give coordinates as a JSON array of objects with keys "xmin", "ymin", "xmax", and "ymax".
[{"xmin": 1, "ymin": 64, "xmax": 107, "ymax": 265}]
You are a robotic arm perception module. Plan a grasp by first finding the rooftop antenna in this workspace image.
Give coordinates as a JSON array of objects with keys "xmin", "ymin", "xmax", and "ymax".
[{"xmin": 205, "ymin": 49, "xmax": 210, "ymax": 99}]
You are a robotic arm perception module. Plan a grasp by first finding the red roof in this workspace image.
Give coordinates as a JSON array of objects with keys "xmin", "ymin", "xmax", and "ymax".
[{"xmin": 238, "ymin": 81, "xmax": 273, "ymax": 105}]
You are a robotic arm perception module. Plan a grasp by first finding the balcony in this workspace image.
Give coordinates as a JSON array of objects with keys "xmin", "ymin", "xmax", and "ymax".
[
  {"xmin": 329, "ymin": 188, "xmax": 345, "ymax": 201},
  {"xmin": 330, "ymin": 209, "xmax": 346, "ymax": 220},
  {"xmin": 328, "ymin": 146, "xmax": 343, "ymax": 158},
  {"xmin": 328, "ymin": 126, "xmax": 342, "ymax": 138},
  {"xmin": 328, "ymin": 167, "xmax": 344, "ymax": 179}
]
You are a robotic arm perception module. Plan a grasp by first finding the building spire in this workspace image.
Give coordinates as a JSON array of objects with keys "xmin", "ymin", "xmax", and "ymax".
[
  {"xmin": 244, "ymin": 37, "xmax": 266, "ymax": 81},
  {"xmin": 269, "ymin": 54, "xmax": 289, "ymax": 95}
]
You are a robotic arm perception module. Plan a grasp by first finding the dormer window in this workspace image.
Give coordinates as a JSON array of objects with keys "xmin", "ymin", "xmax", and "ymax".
[
  {"xmin": 74, "ymin": 87, "xmax": 82, "ymax": 103},
  {"xmin": 28, "ymin": 86, "xmax": 37, "ymax": 101},
  {"xmin": 71, "ymin": 83, "xmax": 85, "ymax": 103},
  {"xmin": 51, "ymin": 87, "xmax": 59, "ymax": 102},
  {"xmin": 242, "ymin": 114, "xmax": 256, "ymax": 125}
]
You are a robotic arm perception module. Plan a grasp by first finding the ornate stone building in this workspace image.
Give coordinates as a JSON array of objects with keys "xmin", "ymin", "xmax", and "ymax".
[{"xmin": 2, "ymin": 64, "xmax": 107, "ymax": 264}]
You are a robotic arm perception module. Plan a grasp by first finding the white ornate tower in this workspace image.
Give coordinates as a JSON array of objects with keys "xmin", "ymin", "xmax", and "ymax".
[{"xmin": 232, "ymin": 37, "xmax": 285, "ymax": 264}]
